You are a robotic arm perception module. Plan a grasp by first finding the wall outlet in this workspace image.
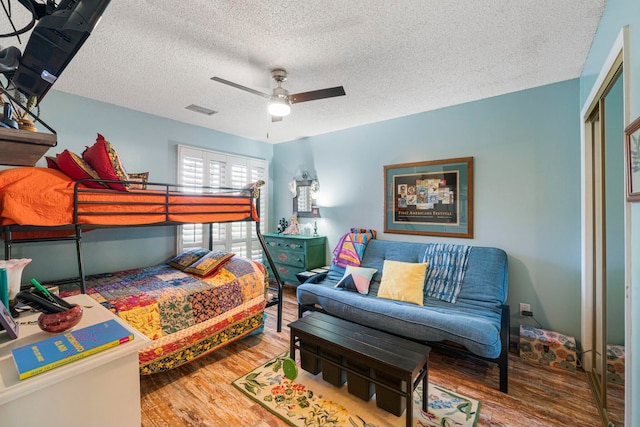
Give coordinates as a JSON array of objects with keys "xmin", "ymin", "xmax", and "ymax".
[{"xmin": 519, "ymin": 303, "xmax": 531, "ymax": 316}]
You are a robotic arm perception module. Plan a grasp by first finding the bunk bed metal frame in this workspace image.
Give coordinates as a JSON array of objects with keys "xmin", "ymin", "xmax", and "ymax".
[{"xmin": 2, "ymin": 179, "xmax": 284, "ymax": 332}]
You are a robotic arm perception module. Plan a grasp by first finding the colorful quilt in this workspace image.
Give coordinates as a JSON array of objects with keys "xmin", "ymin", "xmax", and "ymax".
[
  {"xmin": 63, "ymin": 257, "xmax": 267, "ymax": 374},
  {"xmin": 331, "ymin": 228, "xmax": 376, "ymax": 268}
]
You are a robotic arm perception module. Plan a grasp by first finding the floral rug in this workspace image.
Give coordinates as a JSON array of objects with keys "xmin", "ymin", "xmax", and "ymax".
[{"xmin": 232, "ymin": 351, "xmax": 481, "ymax": 427}]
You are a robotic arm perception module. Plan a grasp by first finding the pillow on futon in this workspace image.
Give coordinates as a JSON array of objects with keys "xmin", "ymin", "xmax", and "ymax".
[
  {"xmin": 128, "ymin": 172, "xmax": 149, "ymax": 190},
  {"xmin": 335, "ymin": 266, "xmax": 377, "ymax": 294},
  {"xmin": 82, "ymin": 133, "xmax": 130, "ymax": 191},
  {"xmin": 55, "ymin": 150, "xmax": 108, "ymax": 189},
  {"xmin": 184, "ymin": 250, "xmax": 235, "ymax": 277},
  {"xmin": 166, "ymin": 248, "xmax": 211, "ymax": 271},
  {"xmin": 376, "ymin": 260, "xmax": 428, "ymax": 306}
]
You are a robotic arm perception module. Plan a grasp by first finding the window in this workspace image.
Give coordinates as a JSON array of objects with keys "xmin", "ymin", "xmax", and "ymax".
[{"xmin": 177, "ymin": 145, "xmax": 268, "ymax": 261}]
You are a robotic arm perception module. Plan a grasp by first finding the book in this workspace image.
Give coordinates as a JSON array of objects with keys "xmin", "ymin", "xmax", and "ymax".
[{"xmin": 11, "ymin": 319, "xmax": 134, "ymax": 380}]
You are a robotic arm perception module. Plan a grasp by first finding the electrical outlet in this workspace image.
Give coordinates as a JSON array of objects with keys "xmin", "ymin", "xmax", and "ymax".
[{"xmin": 519, "ymin": 303, "xmax": 531, "ymax": 316}]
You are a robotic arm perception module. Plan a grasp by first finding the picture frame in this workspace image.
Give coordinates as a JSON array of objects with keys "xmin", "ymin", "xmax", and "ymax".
[
  {"xmin": 625, "ymin": 116, "xmax": 640, "ymax": 202},
  {"xmin": 384, "ymin": 157, "xmax": 473, "ymax": 238},
  {"xmin": 0, "ymin": 299, "xmax": 19, "ymax": 339}
]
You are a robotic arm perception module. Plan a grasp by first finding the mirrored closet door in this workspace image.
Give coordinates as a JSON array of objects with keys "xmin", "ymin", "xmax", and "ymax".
[{"xmin": 584, "ymin": 59, "xmax": 625, "ymax": 427}]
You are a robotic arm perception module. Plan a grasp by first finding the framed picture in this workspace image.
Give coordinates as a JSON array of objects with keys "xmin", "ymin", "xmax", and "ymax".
[
  {"xmin": 0, "ymin": 299, "xmax": 19, "ymax": 339},
  {"xmin": 384, "ymin": 157, "xmax": 473, "ymax": 238},
  {"xmin": 626, "ymin": 116, "xmax": 640, "ymax": 202}
]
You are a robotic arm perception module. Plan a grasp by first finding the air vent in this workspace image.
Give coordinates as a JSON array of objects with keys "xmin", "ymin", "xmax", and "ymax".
[{"xmin": 185, "ymin": 104, "xmax": 217, "ymax": 115}]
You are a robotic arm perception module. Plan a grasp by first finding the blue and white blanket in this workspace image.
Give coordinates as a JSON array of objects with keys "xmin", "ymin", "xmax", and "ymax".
[{"xmin": 422, "ymin": 243, "xmax": 472, "ymax": 303}]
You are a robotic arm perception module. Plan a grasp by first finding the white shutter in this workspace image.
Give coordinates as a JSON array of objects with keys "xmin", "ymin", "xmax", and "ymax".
[
  {"xmin": 208, "ymin": 158, "xmax": 227, "ymax": 244},
  {"xmin": 177, "ymin": 145, "xmax": 268, "ymax": 256},
  {"xmin": 178, "ymin": 148, "xmax": 204, "ymax": 249}
]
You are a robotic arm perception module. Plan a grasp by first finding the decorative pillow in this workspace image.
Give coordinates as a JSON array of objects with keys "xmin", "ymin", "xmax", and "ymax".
[
  {"xmin": 55, "ymin": 150, "xmax": 108, "ymax": 189},
  {"xmin": 376, "ymin": 260, "xmax": 428, "ymax": 306},
  {"xmin": 45, "ymin": 156, "xmax": 59, "ymax": 170},
  {"xmin": 335, "ymin": 266, "xmax": 377, "ymax": 294},
  {"xmin": 166, "ymin": 248, "xmax": 210, "ymax": 271},
  {"xmin": 128, "ymin": 172, "xmax": 149, "ymax": 190},
  {"xmin": 82, "ymin": 133, "xmax": 130, "ymax": 191},
  {"xmin": 184, "ymin": 250, "xmax": 235, "ymax": 277}
]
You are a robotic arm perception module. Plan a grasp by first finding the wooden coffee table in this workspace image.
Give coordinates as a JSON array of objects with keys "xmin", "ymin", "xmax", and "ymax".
[{"xmin": 289, "ymin": 312, "xmax": 430, "ymax": 427}]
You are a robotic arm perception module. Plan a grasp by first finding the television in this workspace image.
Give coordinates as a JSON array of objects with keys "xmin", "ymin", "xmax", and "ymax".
[{"xmin": 11, "ymin": 0, "xmax": 111, "ymax": 103}]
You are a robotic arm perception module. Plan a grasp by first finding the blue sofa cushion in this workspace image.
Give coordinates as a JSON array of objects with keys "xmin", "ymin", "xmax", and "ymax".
[{"xmin": 297, "ymin": 239, "xmax": 508, "ymax": 359}]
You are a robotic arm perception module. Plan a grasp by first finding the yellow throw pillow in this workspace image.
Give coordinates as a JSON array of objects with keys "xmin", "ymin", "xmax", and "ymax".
[{"xmin": 377, "ymin": 260, "xmax": 428, "ymax": 306}]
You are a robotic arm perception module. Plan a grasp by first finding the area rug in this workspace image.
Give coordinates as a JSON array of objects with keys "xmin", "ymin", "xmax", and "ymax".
[{"xmin": 232, "ymin": 351, "xmax": 481, "ymax": 427}]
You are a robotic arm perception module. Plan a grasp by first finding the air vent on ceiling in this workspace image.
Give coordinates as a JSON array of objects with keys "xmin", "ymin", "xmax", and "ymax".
[{"xmin": 186, "ymin": 104, "xmax": 217, "ymax": 115}]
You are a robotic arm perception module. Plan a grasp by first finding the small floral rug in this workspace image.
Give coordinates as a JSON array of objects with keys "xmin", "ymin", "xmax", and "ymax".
[{"xmin": 232, "ymin": 351, "xmax": 481, "ymax": 427}]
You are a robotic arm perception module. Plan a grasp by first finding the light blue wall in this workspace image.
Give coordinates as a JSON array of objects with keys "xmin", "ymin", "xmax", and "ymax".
[
  {"xmin": 580, "ymin": 0, "xmax": 639, "ymax": 423},
  {"xmin": 3, "ymin": 90, "xmax": 272, "ymax": 282},
  {"xmin": 273, "ymin": 79, "xmax": 582, "ymax": 341}
]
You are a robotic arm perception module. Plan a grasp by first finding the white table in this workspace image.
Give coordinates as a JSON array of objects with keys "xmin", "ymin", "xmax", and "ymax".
[{"xmin": 0, "ymin": 294, "xmax": 150, "ymax": 427}]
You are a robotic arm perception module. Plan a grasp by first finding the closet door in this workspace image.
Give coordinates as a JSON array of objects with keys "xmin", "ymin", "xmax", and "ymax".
[{"xmin": 584, "ymin": 63, "xmax": 625, "ymax": 427}]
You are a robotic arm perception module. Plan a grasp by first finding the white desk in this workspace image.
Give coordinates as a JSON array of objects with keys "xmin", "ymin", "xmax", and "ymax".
[{"xmin": 0, "ymin": 294, "xmax": 150, "ymax": 427}]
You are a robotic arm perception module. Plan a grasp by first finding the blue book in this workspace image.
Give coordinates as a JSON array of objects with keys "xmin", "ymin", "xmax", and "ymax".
[{"xmin": 12, "ymin": 319, "xmax": 134, "ymax": 380}]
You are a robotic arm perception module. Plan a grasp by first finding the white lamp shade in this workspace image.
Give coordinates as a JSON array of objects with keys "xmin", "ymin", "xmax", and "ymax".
[{"xmin": 268, "ymin": 98, "xmax": 291, "ymax": 116}]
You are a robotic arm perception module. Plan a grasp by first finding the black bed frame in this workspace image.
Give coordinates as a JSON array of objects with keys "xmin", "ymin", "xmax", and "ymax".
[
  {"xmin": 297, "ymin": 273, "xmax": 510, "ymax": 393},
  {"xmin": 2, "ymin": 179, "xmax": 284, "ymax": 332}
]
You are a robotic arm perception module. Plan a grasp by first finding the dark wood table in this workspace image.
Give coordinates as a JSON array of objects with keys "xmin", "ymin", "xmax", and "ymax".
[{"xmin": 289, "ymin": 312, "xmax": 431, "ymax": 427}]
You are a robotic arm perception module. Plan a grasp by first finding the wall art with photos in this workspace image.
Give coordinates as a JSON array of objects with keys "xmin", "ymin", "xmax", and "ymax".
[
  {"xmin": 384, "ymin": 157, "xmax": 473, "ymax": 238},
  {"xmin": 626, "ymin": 116, "xmax": 640, "ymax": 202}
]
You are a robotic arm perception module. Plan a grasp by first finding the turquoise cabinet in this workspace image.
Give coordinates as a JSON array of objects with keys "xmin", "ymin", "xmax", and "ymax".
[{"xmin": 262, "ymin": 233, "xmax": 326, "ymax": 285}]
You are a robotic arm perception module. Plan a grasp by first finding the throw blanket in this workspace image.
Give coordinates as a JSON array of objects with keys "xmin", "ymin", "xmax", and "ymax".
[
  {"xmin": 423, "ymin": 243, "xmax": 472, "ymax": 303},
  {"xmin": 331, "ymin": 228, "xmax": 376, "ymax": 268}
]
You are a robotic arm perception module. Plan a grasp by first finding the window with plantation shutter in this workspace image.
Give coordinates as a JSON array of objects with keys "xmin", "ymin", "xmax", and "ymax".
[{"xmin": 177, "ymin": 145, "xmax": 268, "ymax": 261}]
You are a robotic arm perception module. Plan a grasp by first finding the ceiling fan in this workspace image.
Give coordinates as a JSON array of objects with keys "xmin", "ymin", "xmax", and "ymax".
[{"xmin": 211, "ymin": 68, "xmax": 345, "ymax": 122}]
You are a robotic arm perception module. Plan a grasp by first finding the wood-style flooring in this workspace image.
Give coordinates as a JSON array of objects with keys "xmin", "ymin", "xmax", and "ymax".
[{"xmin": 140, "ymin": 286, "xmax": 602, "ymax": 427}]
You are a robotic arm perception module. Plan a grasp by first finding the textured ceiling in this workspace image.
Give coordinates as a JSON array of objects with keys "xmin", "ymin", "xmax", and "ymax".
[{"xmin": 1, "ymin": 1, "xmax": 605, "ymax": 143}]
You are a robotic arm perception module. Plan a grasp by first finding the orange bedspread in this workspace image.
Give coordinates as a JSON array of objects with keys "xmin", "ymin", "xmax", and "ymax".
[{"xmin": 0, "ymin": 168, "xmax": 259, "ymax": 232}]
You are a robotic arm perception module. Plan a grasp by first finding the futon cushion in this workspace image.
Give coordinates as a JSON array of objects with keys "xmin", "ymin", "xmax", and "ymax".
[
  {"xmin": 166, "ymin": 248, "xmax": 210, "ymax": 271},
  {"xmin": 376, "ymin": 260, "xmax": 428, "ymax": 306},
  {"xmin": 82, "ymin": 133, "xmax": 130, "ymax": 191},
  {"xmin": 335, "ymin": 266, "xmax": 377, "ymax": 294},
  {"xmin": 55, "ymin": 150, "xmax": 108, "ymax": 189},
  {"xmin": 184, "ymin": 251, "xmax": 235, "ymax": 277}
]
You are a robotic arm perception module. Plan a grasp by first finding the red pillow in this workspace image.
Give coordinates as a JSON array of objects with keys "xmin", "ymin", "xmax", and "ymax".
[
  {"xmin": 45, "ymin": 156, "xmax": 60, "ymax": 170},
  {"xmin": 55, "ymin": 150, "xmax": 108, "ymax": 189},
  {"xmin": 82, "ymin": 133, "xmax": 130, "ymax": 191}
]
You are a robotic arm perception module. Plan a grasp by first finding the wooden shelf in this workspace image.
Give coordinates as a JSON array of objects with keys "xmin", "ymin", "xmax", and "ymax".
[{"xmin": 0, "ymin": 127, "xmax": 57, "ymax": 166}]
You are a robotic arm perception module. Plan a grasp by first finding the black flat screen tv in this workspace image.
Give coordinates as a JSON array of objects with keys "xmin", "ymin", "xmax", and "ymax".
[{"xmin": 12, "ymin": 0, "xmax": 111, "ymax": 102}]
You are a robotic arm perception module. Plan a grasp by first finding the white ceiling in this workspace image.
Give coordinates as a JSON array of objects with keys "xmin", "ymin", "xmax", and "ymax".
[{"xmin": 1, "ymin": 1, "xmax": 606, "ymax": 144}]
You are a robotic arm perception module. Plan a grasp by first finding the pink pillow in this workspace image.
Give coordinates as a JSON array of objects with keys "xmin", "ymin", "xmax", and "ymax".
[{"xmin": 82, "ymin": 133, "xmax": 129, "ymax": 191}]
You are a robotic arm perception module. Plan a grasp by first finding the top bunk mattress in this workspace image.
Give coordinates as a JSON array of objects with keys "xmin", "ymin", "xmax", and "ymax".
[{"xmin": 0, "ymin": 167, "xmax": 259, "ymax": 229}]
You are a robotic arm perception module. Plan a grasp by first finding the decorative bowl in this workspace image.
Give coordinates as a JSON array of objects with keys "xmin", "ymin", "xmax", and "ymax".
[{"xmin": 38, "ymin": 305, "xmax": 84, "ymax": 333}]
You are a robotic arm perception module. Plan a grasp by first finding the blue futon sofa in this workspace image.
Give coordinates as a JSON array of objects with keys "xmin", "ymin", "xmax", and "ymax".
[{"xmin": 296, "ymin": 239, "xmax": 510, "ymax": 392}]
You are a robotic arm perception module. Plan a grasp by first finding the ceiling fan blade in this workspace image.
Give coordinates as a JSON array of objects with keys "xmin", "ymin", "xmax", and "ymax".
[
  {"xmin": 290, "ymin": 86, "xmax": 346, "ymax": 104},
  {"xmin": 211, "ymin": 76, "xmax": 272, "ymax": 99}
]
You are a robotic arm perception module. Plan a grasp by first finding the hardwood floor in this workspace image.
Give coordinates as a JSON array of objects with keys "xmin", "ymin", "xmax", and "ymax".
[{"xmin": 139, "ymin": 286, "xmax": 602, "ymax": 427}]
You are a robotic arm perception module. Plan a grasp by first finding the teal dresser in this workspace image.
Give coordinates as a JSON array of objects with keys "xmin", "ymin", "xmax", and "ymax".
[{"xmin": 262, "ymin": 233, "xmax": 327, "ymax": 285}]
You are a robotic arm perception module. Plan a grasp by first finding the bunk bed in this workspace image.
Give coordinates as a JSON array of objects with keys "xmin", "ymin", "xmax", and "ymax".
[{"xmin": 0, "ymin": 167, "xmax": 284, "ymax": 374}]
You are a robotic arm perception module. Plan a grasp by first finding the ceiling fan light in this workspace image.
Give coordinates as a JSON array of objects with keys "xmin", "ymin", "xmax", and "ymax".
[{"xmin": 268, "ymin": 98, "xmax": 291, "ymax": 117}]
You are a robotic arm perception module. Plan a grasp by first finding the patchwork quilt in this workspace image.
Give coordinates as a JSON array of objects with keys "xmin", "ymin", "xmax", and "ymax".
[{"xmin": 64, "ymin": 257, "xmax": 267, "ymax": 374}]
